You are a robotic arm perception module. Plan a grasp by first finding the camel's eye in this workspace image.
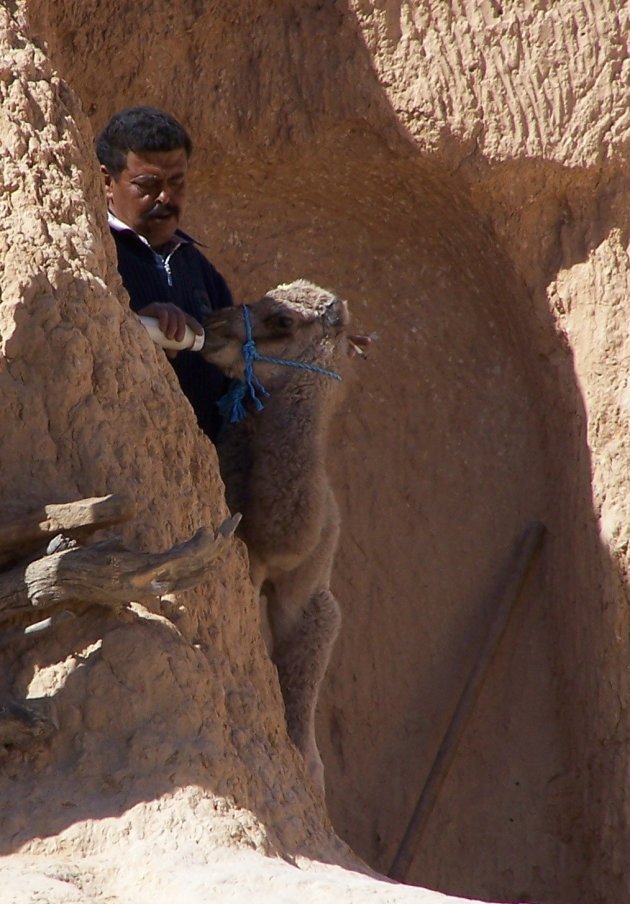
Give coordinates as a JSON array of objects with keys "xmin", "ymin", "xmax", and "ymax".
[{"xmin": 267, "ymin": 313, "xmax": 294, "ymax": 333}]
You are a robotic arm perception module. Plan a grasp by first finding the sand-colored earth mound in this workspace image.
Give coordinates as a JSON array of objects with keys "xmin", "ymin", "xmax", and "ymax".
[{"xmin": 0, "ymin": 2, "xmax": 628, "ymax": 902}]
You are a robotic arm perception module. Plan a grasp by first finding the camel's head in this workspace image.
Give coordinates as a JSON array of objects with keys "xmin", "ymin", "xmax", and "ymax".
[{"xmin": 201, "ymin": 280, "xmax": 350, "ymax": 381}]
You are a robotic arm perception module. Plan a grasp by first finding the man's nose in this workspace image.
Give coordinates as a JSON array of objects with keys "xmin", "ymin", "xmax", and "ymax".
[{"xmin": 156, "ymin": 186, "xmax": 172, "ymax": 204}]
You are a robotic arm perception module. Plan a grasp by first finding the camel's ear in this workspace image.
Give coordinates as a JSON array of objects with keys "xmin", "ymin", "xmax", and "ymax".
[{"xmin": 323, "ymin": 298, "xmax": 348, "ymax": 332}]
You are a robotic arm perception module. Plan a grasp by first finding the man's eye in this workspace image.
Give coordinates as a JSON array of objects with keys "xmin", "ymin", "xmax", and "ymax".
[{"xmin": 132, "ymin": 181, "xmax": 158, "ymax": 194}]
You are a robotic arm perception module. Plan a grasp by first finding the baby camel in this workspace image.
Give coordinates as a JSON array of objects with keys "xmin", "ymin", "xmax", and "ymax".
[{"xmin": 201, "ymin": 280, "xmax": 351, "ymax": 791}]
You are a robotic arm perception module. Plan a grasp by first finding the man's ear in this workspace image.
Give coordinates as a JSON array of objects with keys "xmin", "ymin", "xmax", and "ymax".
[{"xmin": 100, "ymin": 165, "xmax": 114, "ymax": 198}]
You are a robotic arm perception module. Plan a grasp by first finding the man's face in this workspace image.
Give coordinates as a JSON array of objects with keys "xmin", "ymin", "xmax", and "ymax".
[{"xmin": 104, "ymin": 147, "xmax": 188, "ymax": 248}]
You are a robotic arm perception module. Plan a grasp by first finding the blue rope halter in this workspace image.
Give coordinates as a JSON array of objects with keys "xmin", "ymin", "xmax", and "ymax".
[{"xmin": 217, "ymin": 304, "xmax": 342, "ymax": 424}]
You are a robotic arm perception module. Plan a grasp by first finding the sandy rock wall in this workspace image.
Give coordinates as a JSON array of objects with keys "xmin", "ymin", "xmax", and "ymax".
[
  {"xmin": 356, "ymin": 0, "xmax": 628, "ymax": 164},
  {"xmin": 346, "ymin": 4, "xmax": 630, "ymax": 902},
  {"xmin": 0, "ymin": 4, "xmax": 356, "ymax": 898},
  {"xmin": 1, "ymin": 1, "xmax": 628, "ymax": 903}
]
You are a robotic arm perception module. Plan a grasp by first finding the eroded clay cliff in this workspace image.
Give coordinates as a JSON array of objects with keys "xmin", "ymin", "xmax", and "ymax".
[{"xmin": 0, "ymin": 2, "xmax": 628, "ymax": 903}]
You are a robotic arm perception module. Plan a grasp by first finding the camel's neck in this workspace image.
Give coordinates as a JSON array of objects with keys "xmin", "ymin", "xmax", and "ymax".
[
  {"xmin": 251, "ymin": 368, "xmax": 339, "ymax": 454},
  {"xmin": 217, "ymin": 364, "xmax": 344, "ymax": 568}
]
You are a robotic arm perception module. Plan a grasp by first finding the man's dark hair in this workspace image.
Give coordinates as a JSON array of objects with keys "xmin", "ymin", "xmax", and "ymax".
[{"xmin": 95, "ymin": 106, "xmax": 193, "ymax": 177}]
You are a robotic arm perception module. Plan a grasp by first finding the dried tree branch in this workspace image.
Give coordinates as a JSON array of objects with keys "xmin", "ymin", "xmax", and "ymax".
[
  {"xmin": 0, "ymin": 494, "xmax": 134, "ymax": 567},
  {"xmin": 0, "ymin": 514, "xmax": 240, "ymax": 624}
]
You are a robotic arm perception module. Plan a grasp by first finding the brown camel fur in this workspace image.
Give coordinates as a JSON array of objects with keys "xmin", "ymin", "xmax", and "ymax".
[{"xmin": 201, "ymin": 280, "xmax": 351, "ymax": 791}]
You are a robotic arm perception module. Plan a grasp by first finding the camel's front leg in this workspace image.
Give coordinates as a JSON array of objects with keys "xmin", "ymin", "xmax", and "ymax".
[{"xmin": 272, "ymin": 587, "xmax": 341, "ymax": 793}]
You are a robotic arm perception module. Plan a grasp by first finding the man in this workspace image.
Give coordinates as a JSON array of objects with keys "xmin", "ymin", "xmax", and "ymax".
[{"xmin": 96, "ymin": 106, "xmax": 232, "ymax": 442}]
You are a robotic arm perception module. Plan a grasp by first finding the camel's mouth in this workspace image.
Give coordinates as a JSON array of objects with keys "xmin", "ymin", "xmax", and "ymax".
[{"xmin": 322, "ymin": 298, "xmax": 349, "ymax": 333}]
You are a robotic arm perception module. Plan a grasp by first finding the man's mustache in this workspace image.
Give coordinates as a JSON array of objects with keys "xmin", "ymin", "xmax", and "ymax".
[{"xmin": 145, "ymin": 203, "xmax": 179, "ymax": 219}]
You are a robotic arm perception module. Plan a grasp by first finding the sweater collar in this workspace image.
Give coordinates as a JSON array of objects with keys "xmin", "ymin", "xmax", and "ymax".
[{"xmin": 107, "ymin": 210, "xmax": 202, "ymax": 249}]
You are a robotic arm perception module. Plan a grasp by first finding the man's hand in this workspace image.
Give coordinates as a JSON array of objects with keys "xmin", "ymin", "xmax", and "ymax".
[
  {"xmin": 138, "ymin": 302, "xmax": 203, "ymax": 341},
  {"xmin": 137, "ymin": 302, "xmax": 204, "ymax": 357}
]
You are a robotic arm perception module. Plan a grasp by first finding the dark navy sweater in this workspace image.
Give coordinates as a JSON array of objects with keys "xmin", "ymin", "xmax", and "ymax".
[{"xmin": 110, "ymin": 222, "xmax": 233, "ymax": 442}]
